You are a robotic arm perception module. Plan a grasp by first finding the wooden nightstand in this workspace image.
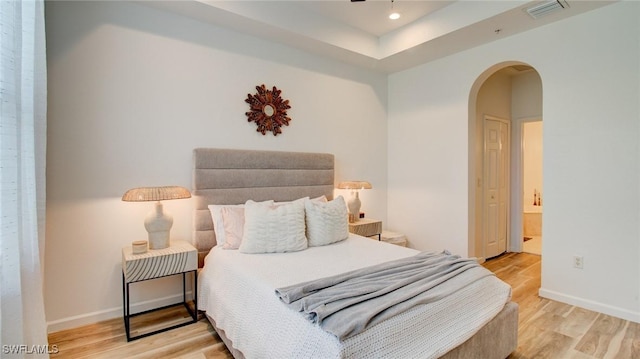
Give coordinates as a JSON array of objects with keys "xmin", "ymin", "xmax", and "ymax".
[
  {"xmin": 122, "ymin": 240, "xmax": 198, "ymax": 341},
  {"xmin": 348, "ymin": 218, "xmax": 382, "ymax": 240}
]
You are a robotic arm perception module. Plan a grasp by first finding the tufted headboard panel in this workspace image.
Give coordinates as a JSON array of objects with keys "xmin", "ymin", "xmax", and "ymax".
[{"xmin": 192, "ymin": 148, "xmax": 335, "ymax": 267}]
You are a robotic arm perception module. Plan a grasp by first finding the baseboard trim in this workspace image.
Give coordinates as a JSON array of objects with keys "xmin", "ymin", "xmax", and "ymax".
[
  {"xmin": 47, "ymin": 291, "xmax": 193, "ymax": 333},
  {"xmin": 539, "ymin": 288, "xmax": 640, "ymax": 323}
]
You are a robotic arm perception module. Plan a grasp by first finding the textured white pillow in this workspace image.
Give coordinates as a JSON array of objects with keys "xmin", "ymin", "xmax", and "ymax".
[
  {"xmin": 305, "ymin": 195, "xmax": 349, "ymax": 247},
  {"xmin": 209, "ymin": 201, "xmax": 273, "ymax": 247},
  {"xmin": 239, "ymin": 199, "xmax": 308, "ymax": 254}
]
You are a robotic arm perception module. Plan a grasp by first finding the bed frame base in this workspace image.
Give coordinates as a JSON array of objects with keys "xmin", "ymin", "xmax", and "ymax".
[
  {"xmin": 441, "ymin": 301, "xmax": 518, "ymax": 359},
  {"xmin": 206, "ymin": 301, "xmax": 518, "ymax": 359}
]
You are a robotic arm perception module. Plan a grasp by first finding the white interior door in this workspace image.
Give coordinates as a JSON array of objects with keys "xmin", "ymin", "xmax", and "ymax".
[{"xmin": 483, "ymin": 116, "xmax": 510, "ymax": 258}]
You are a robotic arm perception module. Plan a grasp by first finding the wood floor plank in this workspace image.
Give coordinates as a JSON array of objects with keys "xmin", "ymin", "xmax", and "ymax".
[
  {"xmin": 543, "ymin": 299, "xmax": 575, "ymax": 317},
  {"xmin": 557, "ymin": 307, "xmax": 599, "ymax": 339},
  {"xmin": 515, "ymin": 326, "xmax": 576, "ymax": 359},
  {"xmin": 617, "ymin": 320, "xmax": 640, "ymax": 359},
  {"xmin": 575, "ymin": 314, "xmax": 628, "ymax": 358},
  {"xmin": 48, "ymin": 252, "xmax": 638, "ymax": 359}
]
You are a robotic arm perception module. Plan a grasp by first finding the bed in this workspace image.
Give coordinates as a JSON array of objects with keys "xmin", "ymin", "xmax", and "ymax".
[{"xmin": 192, "ymin": 148, "xmax": 518, "ymax": 359}]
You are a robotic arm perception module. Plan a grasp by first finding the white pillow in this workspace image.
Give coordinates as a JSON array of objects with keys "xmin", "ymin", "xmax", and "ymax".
[
  {"xmin": 208, "ymin": 200, "xmax": 273, "ymax": 247},
  {"xmin": 304, "ymin": 195, "xmax": 349, "ymax": 247},
  {"xmin": 220, "ymin": 206, "xmax": 245, "ymax": 249},
  {"xmin": 273, "ymin": 195, "xmax": 327, "ymax": 206},
  {"xmin": 313, "ymin": 195, "xmax": 329, "ymax": 203},
  {"xmin": 239, "ymin": 198, "xmax": 308, "ymax": 254}
]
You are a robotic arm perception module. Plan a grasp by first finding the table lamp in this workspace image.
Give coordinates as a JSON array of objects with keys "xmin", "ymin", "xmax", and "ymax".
[
  {"xmin": 122, "ymin": 186, "xmax": 191, "ymax": 249},
  {"xmin": 337, "ymin": 181, "xmax": 372, "ymax": 223}
]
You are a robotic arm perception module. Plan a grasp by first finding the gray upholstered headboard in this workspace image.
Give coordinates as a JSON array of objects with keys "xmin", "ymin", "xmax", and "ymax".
[{"xmin": 192, "ymin": 148, "xmax": 335, "ymax": 266}]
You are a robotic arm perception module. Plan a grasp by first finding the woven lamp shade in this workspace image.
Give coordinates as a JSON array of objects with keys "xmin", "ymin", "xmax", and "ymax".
[
  {"xmin": 122, "ymin": 186, "xmax": 191, "ymax": 202},
  {"xmin": 336, "ymin": 181, "xmax": 372, "ymax": 190}
]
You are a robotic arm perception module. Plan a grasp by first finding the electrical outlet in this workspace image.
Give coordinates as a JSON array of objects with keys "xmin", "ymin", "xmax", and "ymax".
[{"xmin": 573, "ymin": 255, "xmax": 584, "ymax": 269}]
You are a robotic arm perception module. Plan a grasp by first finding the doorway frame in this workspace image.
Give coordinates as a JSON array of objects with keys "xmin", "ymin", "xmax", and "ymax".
[
  {"xmin": 510, "ymin": 116, "xmax": 542, "ymax": 253},
  {"xmin": 467, "ymin": 60, "xmax": 541, "ymax": 260}
]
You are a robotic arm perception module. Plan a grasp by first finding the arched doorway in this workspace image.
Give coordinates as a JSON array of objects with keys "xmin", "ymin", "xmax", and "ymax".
[{"xmin": 468, "ymin": 61, "xmax": 543, "ymax": 261}]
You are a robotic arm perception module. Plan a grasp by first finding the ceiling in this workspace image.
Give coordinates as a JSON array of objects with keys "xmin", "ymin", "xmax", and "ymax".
[
  {"xmin": 297, "ymin": 0, "xmax": 456, "ymax": 37},
  {"xmin": 142, "ymin": 0, "xmax": 616, "ymax": 73}
]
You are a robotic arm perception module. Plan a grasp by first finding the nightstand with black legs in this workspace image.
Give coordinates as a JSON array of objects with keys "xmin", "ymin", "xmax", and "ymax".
[{"xmin": 122, "ymin": 240, "xmax": 198, "ymax": 341}]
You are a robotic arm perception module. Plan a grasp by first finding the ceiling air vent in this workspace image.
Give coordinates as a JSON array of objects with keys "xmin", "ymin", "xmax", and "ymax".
[{"xmin": 526, "ymin": 0, "xmax": 569, "ymax": 19}]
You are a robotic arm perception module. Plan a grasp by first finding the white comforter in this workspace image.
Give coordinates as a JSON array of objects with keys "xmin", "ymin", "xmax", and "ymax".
[{"xmin": 198, "ymin": 235, "xmax": 511, "ymax": 359}]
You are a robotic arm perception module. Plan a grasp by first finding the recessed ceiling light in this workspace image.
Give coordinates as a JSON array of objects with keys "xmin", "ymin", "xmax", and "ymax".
[{"xmin": 388, "ymin": 0, "xmax": 400, "ymax": 20}]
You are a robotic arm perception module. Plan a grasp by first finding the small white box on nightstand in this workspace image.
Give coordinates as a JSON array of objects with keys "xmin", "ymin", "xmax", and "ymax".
[{"xmin": 381, "ymin": 231, "xmax": 408, "ymax": 247}]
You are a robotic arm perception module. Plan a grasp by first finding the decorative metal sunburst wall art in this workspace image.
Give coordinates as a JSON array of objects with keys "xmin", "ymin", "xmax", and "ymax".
[{"xmin": 245, "ymin": 84, "xmax": 291, "ymax": 136}]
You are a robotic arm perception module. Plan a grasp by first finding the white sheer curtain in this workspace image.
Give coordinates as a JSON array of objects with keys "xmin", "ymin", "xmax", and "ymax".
[{"xmin": 0, "ymin": 0, "xmax": 49, "ymax": 357}]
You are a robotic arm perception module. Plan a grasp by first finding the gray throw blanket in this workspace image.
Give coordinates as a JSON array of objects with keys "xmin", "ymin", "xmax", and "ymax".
[{"xmin": 275, "ymin": 251, "xmax": 494, "ymax": 340}]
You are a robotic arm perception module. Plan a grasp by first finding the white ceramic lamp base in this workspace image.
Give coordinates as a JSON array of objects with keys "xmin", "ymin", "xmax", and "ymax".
[
  {"xmin": 347, "ymin": 191, "xmax": 361, "ymax": 223},
  {"xmin": 144, "ymin": 201, "xmax": 173, "ymax": 249}
]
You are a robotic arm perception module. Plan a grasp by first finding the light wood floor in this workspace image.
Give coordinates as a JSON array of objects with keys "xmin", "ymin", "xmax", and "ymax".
[
  {"xmin": 48, "ymin": 253, "xmax": 639, "ymax": 358},
  {"xmin": 485, "ymin": 253, "xmax": 639, "ymax": 359}
]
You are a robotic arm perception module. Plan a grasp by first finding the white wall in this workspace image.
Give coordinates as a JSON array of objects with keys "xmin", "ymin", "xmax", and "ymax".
[
  {"xmin": 512, "ymin": 70, "xmax": 543, "ymax": 120},
  {"xmin": 389, "ymin": 2, "xmax": 640, "ymax": 322},
  {"xmin": 45, "ymin": 1, "xmax": 388, "ymax": 330}
]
